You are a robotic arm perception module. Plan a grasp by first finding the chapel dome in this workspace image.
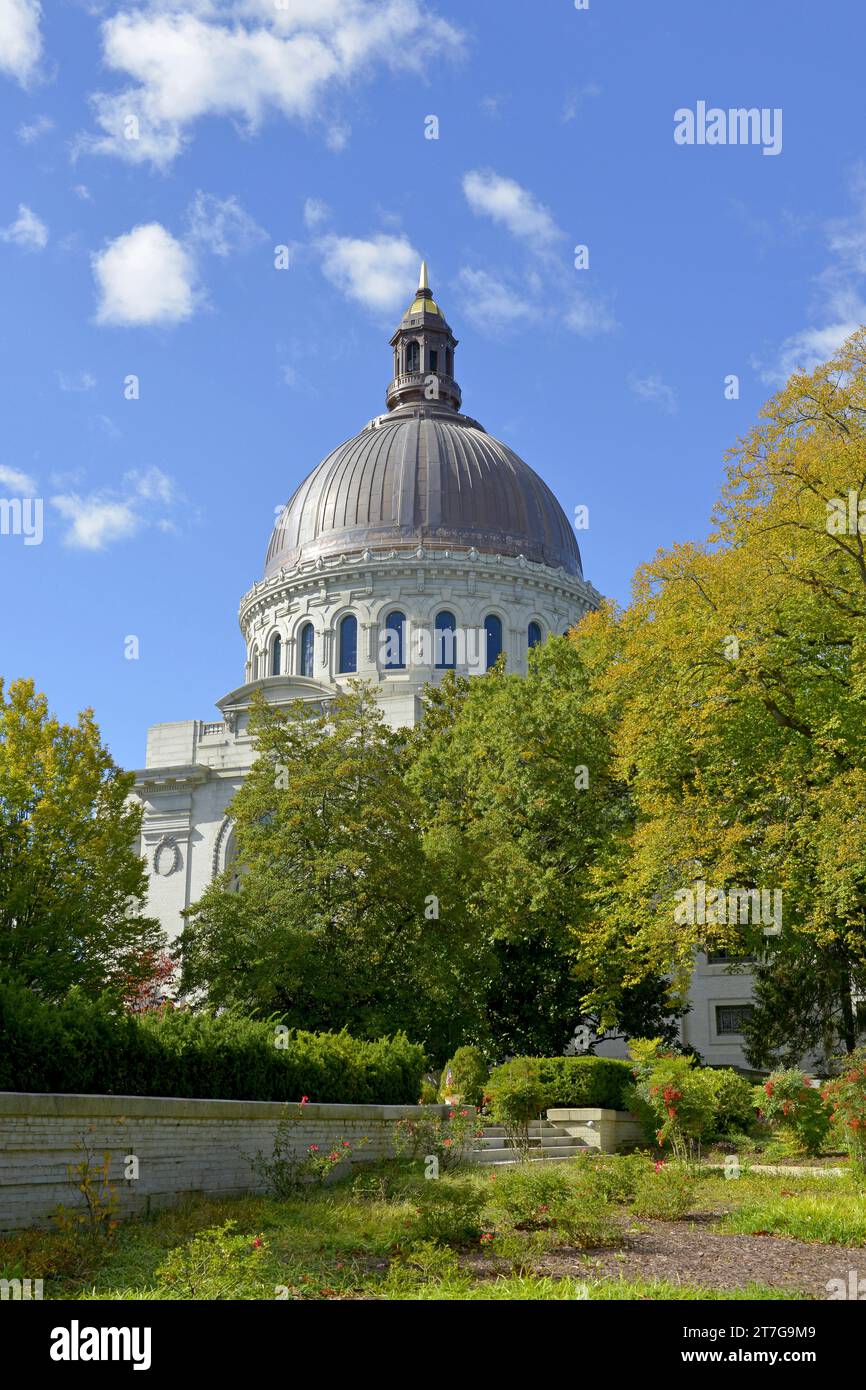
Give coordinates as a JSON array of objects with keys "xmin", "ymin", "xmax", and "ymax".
[{"xmin": 264, "ymin": 264, "xmax": 582, "ymax": 580}]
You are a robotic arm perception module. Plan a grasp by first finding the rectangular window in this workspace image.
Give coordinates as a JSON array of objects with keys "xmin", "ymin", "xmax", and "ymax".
[
  {"xmin": 429, "ymin": 350, "xmax": 438, "ymax": 372},
  {"xmin": 715, "ymin": 1004, "xmax": 754, "ymax": 1035}
]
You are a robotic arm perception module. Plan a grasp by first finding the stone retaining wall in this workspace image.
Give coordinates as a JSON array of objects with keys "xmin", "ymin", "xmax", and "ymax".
[
  {"xmin": 0, "ymin": 1092, "xmax": 450, "ymax": 1230},
  {"xmin": 546, "ymin": 1107, "xmax": 644, "ymax": 1153}
]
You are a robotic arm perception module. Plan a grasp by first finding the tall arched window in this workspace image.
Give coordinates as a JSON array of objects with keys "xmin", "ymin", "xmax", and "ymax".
[
  {"xmin": 484, "ymin": 614, "xmax": 503, "ymax": 670},
  {"xmin": 383, "ymin": 611, "xmax": 406, "ymax": 669},
  {"xmin": 435, "ymin": 610, "xmax": 457, "ymax": 669},
  {"xmin": 338, "ymin": 614, "xmax": 357, "ymax": 674},
  {"xmin": 271, "ymin": 634, "xmax": 282, "ymax": 676},
  {"xmin": 407, "ymin": 340, "xmax": 420, "ymax": 372},
  {"xmin": 528, "ymin": 621, "xmax": 542, "ymax": 650},
  {"xmin": 299, "ymin": 622, "xmax": 314, "ymax": 677}
]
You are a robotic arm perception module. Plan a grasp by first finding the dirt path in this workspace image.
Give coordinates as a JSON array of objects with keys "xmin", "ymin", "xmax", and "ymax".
[{"xmin": 540, "ymin": 1218, "xmax": 860, "ymax": 1297}]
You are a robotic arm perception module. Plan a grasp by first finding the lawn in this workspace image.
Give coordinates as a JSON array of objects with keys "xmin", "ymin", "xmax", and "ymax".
[{"xmin": 3, "ymin": 1153, "xmax": 864, "ymax": 1301}]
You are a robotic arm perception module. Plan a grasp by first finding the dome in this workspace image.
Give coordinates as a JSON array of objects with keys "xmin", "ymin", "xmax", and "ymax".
[
  {"xmin": 264, "ymin": 262, "xmax": 582, "ymax": 580},
  {"xmin": 265, "ymin": 409, "xmax": 582, "ymax": 578}
]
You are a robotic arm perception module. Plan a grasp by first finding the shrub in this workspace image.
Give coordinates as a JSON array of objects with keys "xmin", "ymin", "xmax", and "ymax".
[
  {"xmin": 630, "ymin": 1161, "xmax": 697, "ymax": 1220},
  {"xmin": 627, "ymin": 1039, "xmax": 718, "ymax": 1157},
  {"xmin": 0, "ymin": 981, "xmax": 424, "ymax": 1103},
  {"xmin": 153, "ymin": 1220, "xmax": 269, "ymax": 1299},
  {"xmin": 407, "ymin": 1180, "xmax": 486, "ymax": 1246},
  {"xmin": 484, "ymin": 1164, "xmax": 574, "ymax": 1229},
  {"xmin": 536, "ymin": 1056, "xmax": 634, "ymax": 1110},
  {"xmin": 485, "ymin": 1059, "xmax": 546, "ymax": 1154},
  {"xmin": 393, "ymin": 1108, "xmax": 481, "ymax": 1173},
  {"xmin": 822, "ymin": 1053, "xmax": 866, "ymax": 1173},
  {"xmin": 586, "ymin": 1153, "xmax": 652, "ymax": 1205},
  {"xmin": 484, "ymin": 1165, "xmax": 621, "ymax": 1251},
  {"xmin": 439, "ymin": 1046, "xmax": 489, "ymax": 1107},
  {"xmin": 705, "ymin": 1069, "xmax": 756, "ymax": 1136},
  {"xmin": 755, "ymin": 1071, "xmax": 831, "ymax": 1156}
]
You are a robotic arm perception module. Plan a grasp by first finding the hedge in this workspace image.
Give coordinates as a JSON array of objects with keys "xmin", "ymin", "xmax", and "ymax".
[
  {"xmin": 0, "ymin": 983, "xmax": 425, "ymax": 1105},
  {"xmin": 487, "ymin": 1055, "xmax": 634, "ymax": 1111}
]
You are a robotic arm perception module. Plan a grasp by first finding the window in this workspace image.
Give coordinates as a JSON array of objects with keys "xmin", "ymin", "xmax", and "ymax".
[
  {"xmin": 271, "ymin": 635, "xmax": 282, "ymax": 676},
  {"xmin": 299, "ymin": 622, "xmax": 314, "ymax": 677},
  {"xmin": 338, "ymin": 614, "xmax": 357, "ymax": 674},
  {"xmin": 383, "ymin": 610, "xmax": 406, "ymax": 669},
  {"xmin": 407, "ymin": 341, "xmax": 420, "ymax": 372},
  {"xmin": 706, "ymin": 950, "xmax": 756, "ymax": 965},
  {"xmin": 429, "ymin": 349, "xmax": 438, "ymax": 372},
  {"xmin": 446, "ymin": 347, "xmax": 453, "ymax": 375},
  {"xmin": 715, "ymin": 1005, "xmax": 754, "ymax": 1035},
  {"xmin": 435, "ymin": 610, "xmax": 457, "ymax": 669},
  {"xmin": 484, "ymin": 614, "xmax": 503, "ymax": 670},
  {"xmin": 528, "ymin": 621, "xmax": 542, "ymax": 649}
]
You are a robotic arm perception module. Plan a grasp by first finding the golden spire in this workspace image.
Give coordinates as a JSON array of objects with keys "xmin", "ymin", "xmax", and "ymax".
[{"xmin": 418, "ymin": 259, "xmax": 429, "ymax": 291}]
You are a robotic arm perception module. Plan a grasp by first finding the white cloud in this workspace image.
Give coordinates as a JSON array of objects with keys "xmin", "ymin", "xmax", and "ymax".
[
  {"xmin": 463, "ymin": 169, "xmax": 562, "ymax": 247},
  {"xmin": 17, "ymin": 112, "xmax": 53, "ymax": 142},
  {"xmin": 758, "ymin": 167, "xmax": 866, "ymax": 384},
  {"xmin": 0, "ymin": 203, "xmax": 48, "ymax": 250},
  {"xmin": 303, "ymin": 197, "xmax": 330, "ymax": 230},
  {"xmin": 456, "ymin": 267, "xmax": 538, "ymax": 330},
  {"xmin": 564, "ymin": 291, "xmax": 617, "ymax": 336},
  {"xmin": 57, "ymin": 370, "xmax": 97, "ymax": 392},
  {"xmin": 318, "ymin": 232, "xmax": 419, "ymax": 313},
  {"xmin": 82, "ymin": 0, "xmax": 465, "ymax": 169},
  {"xmin": 73, "ymin": 184, "xmax": 92, "ymax": 201},
  {"xmin": 92, "ymin": 222, "xmax": 197, "ymax": 326},
  {"xmin": 51, "ymin": 467, "xmax": 180, "ymax": 550},
  {"xmin": 0, "ymin": 464, "xmax": 37, "ymax": 493},
  {"xmin": 184, "ymin": 190, "xmax": 267, "ymax": 257},
  {"xmin": 0, "ymin": 0, "xmax": 42, "ymax": 87},
  {"xmin": 51, "ymin": 495, "xmax": 140, "ymax": 550},
  {"xmin": 628, "ymin": 371, "xmax": 677, "ymax": 414}
]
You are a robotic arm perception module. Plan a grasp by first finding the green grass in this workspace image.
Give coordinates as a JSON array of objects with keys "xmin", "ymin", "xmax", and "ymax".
[
  {"xmin": 0, "ymin": 1157, "xmax": 858, "ymax": 1301},
  {"xmin": 717, "ymin": 1193, "xmax": 866, "ymax": 1246}
]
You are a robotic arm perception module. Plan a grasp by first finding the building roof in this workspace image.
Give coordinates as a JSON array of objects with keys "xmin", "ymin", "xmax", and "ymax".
[{"xmin": 264, "ymin": 264, "xmax": 582, "ymax": 579}]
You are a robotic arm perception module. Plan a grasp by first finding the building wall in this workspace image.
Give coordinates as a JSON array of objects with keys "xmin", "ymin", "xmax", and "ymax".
[{"xmin": 0, "ymin": 1092, "xmax": 452, "ymax": 1231}]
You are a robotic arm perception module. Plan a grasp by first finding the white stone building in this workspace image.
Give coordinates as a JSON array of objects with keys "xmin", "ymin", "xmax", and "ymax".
[{"xmin": 133, "ymin": 266, "xmax": 757, "ymax": 1067}]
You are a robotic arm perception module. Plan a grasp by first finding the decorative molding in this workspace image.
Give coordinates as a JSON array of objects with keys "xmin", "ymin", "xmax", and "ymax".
[
  {"xmin": 153, "ymin": 836, "xmax": 182, "ymax": 878},
  {"xmin": 212, "ymin": 816, "xmax": 235, "ymax": 880}
]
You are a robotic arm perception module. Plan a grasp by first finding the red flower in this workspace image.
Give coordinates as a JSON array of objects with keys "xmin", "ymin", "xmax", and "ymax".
[
  {"xmin": 301, "ymin": 1095, "xmax": 309, "ymax": 1105},
  {"xmin": 252, "ymin": 1237, "xmax": 263, "ymax": 1249},
  {"xmin": 764, "ymin": 1081, "xmax": 775, "ymax": 1098},
  {"xmin": 309, "ymin": 1143, "xmax": 319, "ymax": 1152},
  {"xmin": 480, "ymin": 1232, "xmax": 494, "ymax": 1244},
  {"xmin": 328, "ymin": 1152, "xmax": 339, "ymax": 1161}
]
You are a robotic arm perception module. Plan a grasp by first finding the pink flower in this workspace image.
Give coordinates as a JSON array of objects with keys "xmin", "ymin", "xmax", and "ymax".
[
  {"xmin": 301, "ymin": 1095, "xmax": 309, "ymax": 1105},
  {"xmin": 252, "ymin": 1237, "xmax": 263, "ymax": 1249},
  {"xmin": 309, "ymin": 1144, "xmax": 319, "ymax": 1152}
]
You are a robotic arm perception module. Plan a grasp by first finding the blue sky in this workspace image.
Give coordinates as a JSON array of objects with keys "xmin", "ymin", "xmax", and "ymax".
[{"xmin": 1, "ymin": 0, "xmax": 866, "ymax": 771}]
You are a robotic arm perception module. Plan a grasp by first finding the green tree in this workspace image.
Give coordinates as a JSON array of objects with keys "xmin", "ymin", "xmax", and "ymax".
[
  {"xmin": 574, "ymin": 329, "xmax": 866, "ymax": 1055},
  {"xmin": 0, "ymin": 678, "xmax": 162, "ymax": 999},
  {"xmin": 407, "ymin": 641, "xmax": 626, "ymax": 1056},
  {"xmin": 180, "ymin": 684, "xmax": 489, "ymax": 1057}
]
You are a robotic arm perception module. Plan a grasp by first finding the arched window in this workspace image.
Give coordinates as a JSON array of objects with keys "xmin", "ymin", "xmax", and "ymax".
[
  {"xmin": 338, "ymin": 614, "xmax": 357, "ymax": 674},
  {"xmin": 435, "ymin": 610, "xmax": 457, "ymax": 669},
  {"xmin": 271, "ymin": 634, "xmax": 282, "ymax": 676},
  {"xmin": 528, "ymin": 621, "xmax": 542, "ymax": 649},
  {"xmin": 484, "ymin": 614, "xmax": 503, "ymax": 670},
  {"xmin": 383, "ymin": 611, "xmax": 406, "ymax": 669},
  {"xmin": 299, "ymin": 622, "xmax": 314, "ymax": 677},
  {"xmin": 407, "ymin": 340, "xmax": 420, "ymax": 372}
]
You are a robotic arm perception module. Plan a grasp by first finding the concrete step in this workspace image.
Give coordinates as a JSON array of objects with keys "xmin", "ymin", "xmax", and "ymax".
[
  {"xmin": 470, "ymin": 1143, "xmax": 590, "ymax": 1165},
  {"xmin": 475, "ymin": 1133, "xmax": 576, "ymax": 1149}
]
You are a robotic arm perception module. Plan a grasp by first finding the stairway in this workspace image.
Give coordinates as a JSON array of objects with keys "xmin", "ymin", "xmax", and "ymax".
[{"xmin": 470, "ymin": 1119, "xmax": 591, "ymax": 1166}]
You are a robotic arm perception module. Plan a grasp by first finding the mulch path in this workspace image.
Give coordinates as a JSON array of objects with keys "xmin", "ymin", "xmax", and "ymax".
[{"xmin": 536, "ymin": 1217, "xmax": 857, "ymax": 1296}]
